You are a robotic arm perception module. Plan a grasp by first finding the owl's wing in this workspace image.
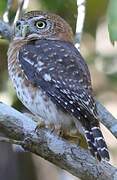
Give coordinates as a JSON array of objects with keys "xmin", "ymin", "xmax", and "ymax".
[
  {"xmin": 18, "ymin": 39, "xmax": 110, "ymax": 161},
  {"xmin": 18, "ymin": 39, "xmax": 98, "ymax": 122}
]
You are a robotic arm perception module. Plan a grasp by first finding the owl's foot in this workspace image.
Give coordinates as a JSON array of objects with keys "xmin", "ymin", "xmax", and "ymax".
[
  {"xmin": 50, "ymin": 124, "xmax": 63, "ymax": 136},
  {"xmin": 61, "ymin": 130, "xmax": 88, "ymax": 148},
  {"xmin": 35, "ymin": 121, "xmax": 63, "ymax": 137}
]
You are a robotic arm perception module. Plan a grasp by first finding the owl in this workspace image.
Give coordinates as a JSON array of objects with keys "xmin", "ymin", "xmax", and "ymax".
[{"xmin": 8, "ymin": 11, "xmax": 109, "ymax": 161}]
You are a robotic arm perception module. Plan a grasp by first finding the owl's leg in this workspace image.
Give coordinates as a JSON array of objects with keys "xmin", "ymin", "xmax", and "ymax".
[
  {"xmin": 62, "ymin": 130, "xmax": 88, "ymax": 148},
  {"xmin": 50, "ymin": 124, "xmax": 63, "ymax": 136},
  {"xmin": 35, "ymin": 120, "xmax": 63, "ymax": 137},
  {"xmin": 24, "ymin": 112, "xmax": 63, "ymax": 136},
  {"xmin": 24, "ymin": 112, "xmax": 87, "ymax": 147},
  {"xmin": 24, "ymin": 117, "xmax": 87, "ymax": 149}
]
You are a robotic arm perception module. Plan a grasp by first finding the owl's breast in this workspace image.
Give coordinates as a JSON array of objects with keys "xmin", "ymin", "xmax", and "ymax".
[{"xmin": 8, "ymin": 43, "xmax": 74, "ymax": 129}]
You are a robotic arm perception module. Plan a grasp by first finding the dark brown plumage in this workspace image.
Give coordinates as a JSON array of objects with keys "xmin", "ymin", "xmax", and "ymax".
[{"xmin": 8, "ymin": 11, "xmax": 110, "ymax": 161}]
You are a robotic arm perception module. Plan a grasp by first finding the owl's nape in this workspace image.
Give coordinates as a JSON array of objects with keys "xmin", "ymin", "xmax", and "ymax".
[{"xmin": 8, "ymin": 10, "xmax": 110, "ymax": 161}]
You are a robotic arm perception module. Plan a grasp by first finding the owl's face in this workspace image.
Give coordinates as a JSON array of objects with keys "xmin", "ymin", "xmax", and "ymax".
[{"xmin": 14, "ymin": 11, "xmax": 73, "ymax": 42}]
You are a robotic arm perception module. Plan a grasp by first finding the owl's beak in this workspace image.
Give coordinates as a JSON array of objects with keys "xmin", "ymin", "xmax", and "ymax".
[{"xmin": 22, "ymin": 24, "xmax": 30, "ymax": 38}]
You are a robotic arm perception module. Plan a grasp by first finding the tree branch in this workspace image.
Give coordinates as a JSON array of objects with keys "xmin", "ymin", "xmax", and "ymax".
[
  {"xmin": 97, "ymin": 101, "xmax": 117, "ymax": 138},
  {"xmin": 75, "ymin": 0, "xmax": 86, "ymax": 50},
  {"xmin": 0, "ymin": 102, "xmax": 117, "ymax": 180},
  {"xmin": 0, "ymin": 20, "xmax": 13, "ymax": 40},
  {"xmin": 0, "ymin": 0, "xmax": 29, "ymax": 40},
  {"xmin": 3, "ymin": 0, "xmax": 13, "ymax": 23},
  {"xmin": 13, "ymin": 0, "xmax": 29, "ymax": 24}
]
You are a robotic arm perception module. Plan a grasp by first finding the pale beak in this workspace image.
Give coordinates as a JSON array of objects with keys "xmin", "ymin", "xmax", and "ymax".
[{"xmin": 21, "ymin": 24, "xmax": 30, "ymax": 38}]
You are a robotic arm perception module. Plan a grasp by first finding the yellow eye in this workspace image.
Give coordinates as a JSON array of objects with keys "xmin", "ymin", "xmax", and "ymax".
[{"xmin": 35, "ymin": 20, "xmax": 46, "ymax": 29}]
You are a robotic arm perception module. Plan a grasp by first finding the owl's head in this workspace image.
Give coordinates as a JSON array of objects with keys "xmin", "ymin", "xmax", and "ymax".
[{"xmin": 14, "ymin": 11, "xmax": 73, "ymax": 42}]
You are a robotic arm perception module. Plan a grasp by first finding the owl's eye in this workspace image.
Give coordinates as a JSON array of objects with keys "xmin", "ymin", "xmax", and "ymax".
[{"xmin": 35, "ymin": 20, "xmax": 46, "ymax": 29}]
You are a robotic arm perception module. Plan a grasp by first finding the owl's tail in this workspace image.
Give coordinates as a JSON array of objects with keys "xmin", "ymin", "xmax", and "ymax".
[{"xmin": 84, "ymin": 125, "xmax": 110, "ymax": 161}]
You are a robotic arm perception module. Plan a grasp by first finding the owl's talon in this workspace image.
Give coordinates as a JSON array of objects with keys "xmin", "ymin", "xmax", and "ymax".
[
  {"xmin": 35, "ymin": 121, "xmax": 63, "ymax": 137},
  {"xmin": 50, "ymin": 124, "xmax": 63, "ymax": 137},
  {"xmin": 35, "ymin": 120, "xmax": 46, "ymax": 132}
]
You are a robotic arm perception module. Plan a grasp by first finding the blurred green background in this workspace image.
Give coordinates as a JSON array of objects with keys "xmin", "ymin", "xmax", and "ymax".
[{"xmin": 0, "ymin": 0, "xmax": 117, "ymax": 180}]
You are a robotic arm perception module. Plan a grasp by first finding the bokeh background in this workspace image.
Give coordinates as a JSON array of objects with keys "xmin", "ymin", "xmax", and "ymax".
[{"xmin": 0, "ymin": 0, "xmax": 117, "ymax": 180}]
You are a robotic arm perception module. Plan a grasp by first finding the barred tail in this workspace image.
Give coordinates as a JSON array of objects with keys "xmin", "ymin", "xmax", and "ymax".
[
  {"xmin": 91, "ymin": 126, "xmax": 110, "ymax": 161},
  {"xmin": 84, "ymin": 126, "xmax": 110, "ymax": 161}
]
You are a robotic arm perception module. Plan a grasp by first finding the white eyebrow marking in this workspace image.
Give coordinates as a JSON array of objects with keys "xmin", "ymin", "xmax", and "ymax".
[
  {"xmin": 31, "ymin": 16, "xmax": 45, "ymax": 20},
  {"xmin": 38, "ymin": 15, "xmax": 45, "ymax": 19}
]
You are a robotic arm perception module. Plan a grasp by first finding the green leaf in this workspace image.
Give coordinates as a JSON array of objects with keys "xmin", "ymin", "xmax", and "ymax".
[
  {"xmin": 108, "ymin": 0, "xmax": 117, "ymax": 44},
  {"xmin": 0, "ymin": 0, "xmax": 7, "ymax": 15}
]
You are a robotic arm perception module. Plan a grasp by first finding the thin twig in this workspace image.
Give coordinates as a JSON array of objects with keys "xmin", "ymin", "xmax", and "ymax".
[
  {"xmin": 3, "ymin": 0, "xmax": 29, "ymax": 25},
  {"xmin": 13, "ymin": 0, "xmax": 29, "ymax": 24},
  {"xmin": 3, "ymin": 0, "xmax": 13, "ymax": 23},
  {"xmin": 1, "ymin": 0, "xmax": 29, "ymax": 40},
  {"xmin": 75, "ymin": 0, "xmax": 86, "ymax": 50},
  {"xmin": 97, "ymin": 101, "xmax": 117, "ymax": 138}
]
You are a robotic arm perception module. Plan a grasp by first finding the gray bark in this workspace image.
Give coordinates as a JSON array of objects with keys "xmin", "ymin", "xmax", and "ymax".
[{"xmin": 0, "ymin": 102, "xmax": 117, "ymax": 180}]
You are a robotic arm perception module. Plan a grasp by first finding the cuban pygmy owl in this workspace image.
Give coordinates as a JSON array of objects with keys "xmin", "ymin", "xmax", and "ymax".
[{"xmin": 8, "ymin": 11, "xmax": 109, "ymax": 161}]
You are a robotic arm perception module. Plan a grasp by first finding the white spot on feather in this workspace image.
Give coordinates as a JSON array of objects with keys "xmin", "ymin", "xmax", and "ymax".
[
  {"xmin": 24, "ymin": 51, "xmax": 28, "ymax": 55},
  {"xmin": 49, "ymin": 67, "xmax": 54, "ymax": 71},
  {"xmin": 37, "ymin": 67, "xmax": 43, "ymax": 72},
  {"xmin": 77, "ymin": 107, "xmax": 81, "ymax": 111},
  {"xmin": 69, "ymin": 100, "xmax": 73, "ymax": 104},
  {"xmin": 65, "ymin": 102, "xmax": 68, "ymax": 105},
  {"xmin": 57, "ymin": 58, "xmax": 63, "ymax": 62},
  {"xmin": 43, "ymin": 74, "xmax": 51, "ymax": 81},
  {"xmin": 38, "ymin": 61, "xmax": 44, "ymax": 66},
  {"xmin": 24, "ymin": 57, "xmax": 34, "ymax": 65}
]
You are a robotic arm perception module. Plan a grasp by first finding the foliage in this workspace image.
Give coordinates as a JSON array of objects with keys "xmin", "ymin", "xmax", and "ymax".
[{"xmin": 108, "ymin": 0, "xmax": 117, "ymax": 44}]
